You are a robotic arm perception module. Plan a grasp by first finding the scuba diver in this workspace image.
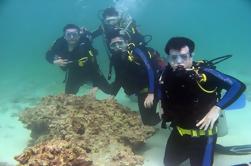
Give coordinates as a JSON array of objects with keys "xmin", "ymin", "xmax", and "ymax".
[
  {"xmin": 159, "ymin": 37, "xmax": 246, "ymax": 166},
  {"xmin": 46, "ymin": 24, "xmax": 110, "ymax": 94},
  {"xmin": 106, "ymin": 31, "xmax": 165, "ymax": 126},
  {"xmin": 92, "ymin": 6, "xmax": 145, "ymax": 45},
  {"xmin": 92, "ymin": 7, "xmax": 147, "ymax": 80}
]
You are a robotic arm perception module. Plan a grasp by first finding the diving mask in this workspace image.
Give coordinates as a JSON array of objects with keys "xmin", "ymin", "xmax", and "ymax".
[
  {"xmin": 109, "ymin": 39, "xmax": 128, "ymax": 52},
  {"xmin": 168, "ymin": 53, "xmax": 190, "ymax": 64},
  {"xmin": 64, "ymin": 31, "xmax": 80, "ymax": 40},
  {"xmin": 104, "ymin": 16, "xmax": 120, "ymax": 25}
]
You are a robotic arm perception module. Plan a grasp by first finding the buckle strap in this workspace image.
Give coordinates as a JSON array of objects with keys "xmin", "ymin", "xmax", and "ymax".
[{"xmin": 177, "ymin": 126, "xmax": 217, "ymax": 137}]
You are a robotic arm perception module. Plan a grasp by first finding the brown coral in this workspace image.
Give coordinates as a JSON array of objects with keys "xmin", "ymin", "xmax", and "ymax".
[
  {"xmin": 16, "ymin": 94, "xmax": 155, "ymax": 166},
  {"xmin": 15, "ymin": 139, "xmax": 92, "ymax": 166}
]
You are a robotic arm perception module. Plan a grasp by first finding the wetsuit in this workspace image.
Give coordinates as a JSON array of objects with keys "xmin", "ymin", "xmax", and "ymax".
[
  {"xmin": 109, "ymin": 47, "xmax": 162, "ymax": 126},
  {"xmin": 160, "ymin": 64, "xmax": 246, "ymax": 166},
  {"xmin": 46, "ymin": 34, "xmax": 110, "ymax": 94}
]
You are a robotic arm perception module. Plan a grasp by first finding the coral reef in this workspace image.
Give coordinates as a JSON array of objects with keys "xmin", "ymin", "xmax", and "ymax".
[
  {"xmin": 15, "ymin": 139, "xmax": 92, "ymax": 166},
  {"xmin": 16, "ymin": 94, "xmax": 155, "ymax": 166}
]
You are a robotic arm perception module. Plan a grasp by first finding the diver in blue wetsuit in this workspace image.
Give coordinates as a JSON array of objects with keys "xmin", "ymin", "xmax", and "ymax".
[
  {"xmin": 160, "ymin": 37, "xmax": 246, "ymax": 166},
  {"xmin": 106, "ymin": 32, "xmax": 165, "ymax": 126}
]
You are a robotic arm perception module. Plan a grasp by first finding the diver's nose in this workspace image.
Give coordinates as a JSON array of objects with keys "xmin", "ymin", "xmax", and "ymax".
[{"xmin": 176, "ymin": 56, "xmax": 183, "ymax": 64}]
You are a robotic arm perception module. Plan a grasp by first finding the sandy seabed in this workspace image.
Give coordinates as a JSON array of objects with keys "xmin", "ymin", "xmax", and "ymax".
[{"xmin": 0, "ymin": 82, "xmax": 250, "ymax": 166}]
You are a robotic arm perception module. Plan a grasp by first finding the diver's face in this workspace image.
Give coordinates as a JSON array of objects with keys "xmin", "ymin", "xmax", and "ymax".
[
  {"xmin": 109, "ymin": 37, "xmax": 128, "ymax": 53},
  {"xmin": 64, "ymin": 28, "xmax": 80, "ymax": 45},
  {"xmin": 168, "ymin": 46, "xmax": 193, "ymax": 70}
]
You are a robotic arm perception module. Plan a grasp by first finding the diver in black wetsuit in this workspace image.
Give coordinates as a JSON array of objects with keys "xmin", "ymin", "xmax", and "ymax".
[
  {"xmin": 160, "ymin": 37, "xmax": 246, "ymax": 166},
  {"xmin": 92, "ymin": 7, "xmax": 145, "ymax": 45},
  {"xmin": 46, "ymin": 24, "xmax": 110, "ymax": 94},
  {"xmin": 106, "ymin": 32, "xmax": 165, "ymax": 126},
  {"xmin": 92, "ymin": 7, "xmax": 146, "ymax": 80}
]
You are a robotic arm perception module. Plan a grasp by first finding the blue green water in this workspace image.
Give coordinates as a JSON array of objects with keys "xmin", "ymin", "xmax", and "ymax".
[{"xmin": 0, "ymin": 0, "xmax": 251, "ymax": 165}]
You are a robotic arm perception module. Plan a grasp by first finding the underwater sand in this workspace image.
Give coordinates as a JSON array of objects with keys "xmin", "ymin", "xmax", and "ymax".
[
  {"xmin": 1, "ymin": 0, "xmax": 251, "ymax": 165},
  {"xmin": 0, "ymin": 78, "xmax": 250, "ymax": 166}
]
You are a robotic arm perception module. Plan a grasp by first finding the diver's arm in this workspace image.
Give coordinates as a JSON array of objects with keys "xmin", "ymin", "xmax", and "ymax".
[
  {"xmin": 80, "ymin": 29, "xmax": 94, "ymax": 43},
  {"xmin": 46, "ymin": 38, "xmax": 64, "ymax": 64},
  {"xmin": 91, "ymin": 26, "xmax": 103, "ymax": 39},
  {"xmin": 46, "ymin": 46, "xmax": 58, "ymax": 64},
  {"xmin": 135, "ymin": 48, "xmax": 155, "ymax": 94},
  {"xmin": 159, "ymin": 70, "xmax": 168, "ymax": 112},
  {"xmin": 159, "ymin": 69, "xmax": 174, "ymax": 122},
  {"xmin": 203, "ymin": 68, "xmax": 246, "ymax": 109},
  {"xmin": 135, "ymin": 48, "xmax": 156, "ymax": 108},
  {"xmin": 196, "ymin": 68, "xmax": 246, "ymax": 131}
]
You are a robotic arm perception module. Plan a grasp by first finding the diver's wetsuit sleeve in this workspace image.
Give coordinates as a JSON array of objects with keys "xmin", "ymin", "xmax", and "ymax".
[
  {"xmin": 159, "ymin": 70, "xmax": 168, "ymax": 111},
  {"xmin": 135, "ymin": 48, "xmax": 155, "ymax": 93},
  {"xmin": 159, "ymin": 69, "xmax": 173, "ymax": 122},
  {"xmin": 46, "ymin": 38, "xmax": 64, "ymax": 64},
  {"xmin": 203, "ymin": 68, "xmax": 246, "ymax": 109},
  {"xmin": 91, "ymin": 26, "xmax": 103, "ymax": 39},
  {"xmin": 160, "ymin": 88, "xmax": 168, "ymax": 112}
]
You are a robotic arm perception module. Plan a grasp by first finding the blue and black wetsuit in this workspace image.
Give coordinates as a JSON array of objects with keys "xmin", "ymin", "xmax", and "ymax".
[
  {"xmin": 109, "ymin": 47, "xmax": 162, "ymax": 126},
  {"xmin": 46, "ymin": 34, "xmax": 110, "ymax": 94},
  {"xmin": 160, "ymin": 64, "xmax": 246, "ymax": 166}
]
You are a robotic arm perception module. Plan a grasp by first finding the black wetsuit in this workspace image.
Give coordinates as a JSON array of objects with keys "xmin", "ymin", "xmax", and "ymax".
[
  {"xmin": 46, "ymin": 34, "xmax": 110, "ymax": 94},
  {"xmin": 160, "ymin": 64, "xmax": 246, "ymax": 166},
  {"xmin": 109, "ymin": 47, "xmax": 161, "ymax": 126}
]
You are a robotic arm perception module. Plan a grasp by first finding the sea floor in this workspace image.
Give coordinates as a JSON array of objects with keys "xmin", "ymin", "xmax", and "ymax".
[{"xmin": 0, "ymin": 79, "xmax": 250, "ymax": 166}]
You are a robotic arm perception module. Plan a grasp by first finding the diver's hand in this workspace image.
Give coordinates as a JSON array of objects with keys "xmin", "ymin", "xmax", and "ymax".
[
  {"xmin": 53, "ymin": 56, "xmax": 72, "ymax": 67},
  {"xmin": 87, "ymin": 87, "xmax": 98, "ymax": 97},
  {"xmin": 196, "ymin": 105, "xmax": 222, "ymax": 131},
  {"xmin": 144, "ymin": 93, "xmax": 154, "ymax": 108}
]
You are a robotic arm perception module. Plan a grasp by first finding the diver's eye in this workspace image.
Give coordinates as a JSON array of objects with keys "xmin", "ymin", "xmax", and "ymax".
[
  {"xmin": 180, "ymin": 54, "xmax": 189, "ymax": 60},
  {"xmin": 170, "ymin": 55, "xmax": 178, "ymax": 61}
]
